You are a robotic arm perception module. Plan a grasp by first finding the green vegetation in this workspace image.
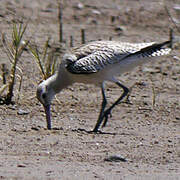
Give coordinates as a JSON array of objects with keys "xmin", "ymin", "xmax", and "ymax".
[
  {"xmin": 1, "ymin": 22, "xmax": 29, "ymax": 104},
  {"xmin": 29, "ymin": 37, "xmax": 59, "ymax": 81}
]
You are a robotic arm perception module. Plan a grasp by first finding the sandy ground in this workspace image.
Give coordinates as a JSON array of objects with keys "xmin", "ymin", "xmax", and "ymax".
[{"xmin": 0, "ymin": 0, "xmax": 180, "ymax": 179}]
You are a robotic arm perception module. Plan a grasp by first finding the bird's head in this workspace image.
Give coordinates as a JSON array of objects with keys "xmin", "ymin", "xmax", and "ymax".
[
  {"xmin": 37, "ymin": 81, "xmax": 55, "ymax": 106},
  {"xmin": 36, "ymin": 80, "xmax": 55, "ymax": 130}
]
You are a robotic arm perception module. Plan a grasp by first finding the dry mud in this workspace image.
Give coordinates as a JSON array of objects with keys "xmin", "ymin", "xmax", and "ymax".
[{"xmin": 0, "ymin": 0, "xmax": 179, "ymax": 179}]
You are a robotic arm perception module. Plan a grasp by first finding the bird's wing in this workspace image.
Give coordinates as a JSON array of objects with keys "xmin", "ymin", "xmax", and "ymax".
[
  {"xmin": 65, "ymin": 50, "xmax": 128, "ymax": 74},
  {"xmin": 72, "ymin": 41, "xmax": 155, "ymax": 59},
  {"xmin": 65, "ymin": 41, "xmax": 171, "ymax": 74}
]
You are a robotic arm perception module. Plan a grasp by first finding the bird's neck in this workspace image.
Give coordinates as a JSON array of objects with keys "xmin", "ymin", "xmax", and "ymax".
[{"xmin": 47, "ymin": 70, "xmax": 72, "ymax": 94}]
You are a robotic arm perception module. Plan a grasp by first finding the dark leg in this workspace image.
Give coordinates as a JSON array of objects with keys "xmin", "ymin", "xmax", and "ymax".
[
  {"xmin": 93, "ymin": 83, "xmax": 107, "ymax": 132},
  {"xmin": 102, "ymin": 81, "xmax": 129, "ymax": 127}
]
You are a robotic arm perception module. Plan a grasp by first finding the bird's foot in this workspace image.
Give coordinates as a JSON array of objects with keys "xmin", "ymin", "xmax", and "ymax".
[
  {"xmin": 74, "ymin": 128, "xmax": 116, "ymax": 135},
  {"xmin": 75, "ymin": 128, "xmax": 104, "ymax": 134},
  {"xmin": 91, "ymin": 128, "xmax": 116, "ymax": 135}
]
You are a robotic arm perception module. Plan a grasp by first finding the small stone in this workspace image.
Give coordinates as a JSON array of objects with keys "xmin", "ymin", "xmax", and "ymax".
[
  {"xmin": 142, "ymin": 67, "xmax": 160, "ymax": 74},
  {"xmin": 74, "ymin": 3, "xmax": 84, "ymax": 10},
  {"xmin": 90, "ymin": 19, "xmax": 98, "ymax": 25},
  {"xmin": 162, "ymin": 72, "xmax": 168, "ymax": 76},
  {"xmin": 17, "ymin": 164, "xmax": 26, "ymax": 168},
  {"xmin": 17, "ymin": 109, "xmax": 30, "ymax": 115},
  {"xmin": 154, "ymin": 140, "xmax": 159, "ymax": 144},
  {"xmin": 114, "ymin": 26, "xmax": 123, "ymax": 32},
  {"xmin": 139, "ymin": 142, "xmax": 143, "ymax": 145},
  {"xmin": 52, "ymin": 127, "xmax": 63, "ymax": 130},
  {"xmin": 92, "ymin": 10, "xmax": 101, "ymax": 15},
  {"xmin": 173, "ymin": 56, "xmax": 180, "ymax": 61},
  {"xmin": 104, "ymin": 155, "xmax": 127, "ymax": 162},
  {"xmin": 31, "ymin": 127, "xmax": 40, "ymax": 131},
  {"xmin": 0, "ymin": 14, "xmax": 5, "ymax": 18},
  {"xmin": 174, "ymin": 4, "xmax": 180, "ymax": 12},
  {"xmin": 9, "ymin": 105, "xmax": 17, "ymax": 110},
  {"xmin": 41, "ymin": 8, "xmax": 54, "ymax": 13}
]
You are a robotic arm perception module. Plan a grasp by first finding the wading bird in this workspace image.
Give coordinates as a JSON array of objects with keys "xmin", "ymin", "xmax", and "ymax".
[{"xmin": 37, "ymin": 39, "xmax": 172, "ymax": 132}]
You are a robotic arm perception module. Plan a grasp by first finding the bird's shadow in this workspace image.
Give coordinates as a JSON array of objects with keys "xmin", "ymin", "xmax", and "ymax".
[
  {"xmin": 72, "ymin": 128, "xmax": 117, "ymax": 135},
  {"xmin": 31, "ymin": 126, "xmax": 116, "ymax": 135}
]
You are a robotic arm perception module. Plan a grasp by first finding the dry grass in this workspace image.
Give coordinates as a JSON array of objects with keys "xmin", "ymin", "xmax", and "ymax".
[
  {"xmin": 29, "ymin": 38, "xmax": 61, "ymax": 81},
  {"xmin": 1, "ymin": 22, "xmax": 29, "ymax": 104}
]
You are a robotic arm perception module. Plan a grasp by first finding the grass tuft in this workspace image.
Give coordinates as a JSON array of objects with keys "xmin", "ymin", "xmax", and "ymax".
[
  {"xmin": 29, "ymin": 39, "xmax": 63, "ymax": 81},
  {"xmin": 1, "ymin": 22, "xmax": 29, "ymax": 104}
]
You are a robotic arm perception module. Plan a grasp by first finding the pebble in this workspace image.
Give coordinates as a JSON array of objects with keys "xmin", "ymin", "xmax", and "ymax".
[
  {"xmin": 92, "ymin": 10, "xmax": 101, "ymax": 15},
  {"xmin": 74, "ymin": 3, "xmax": 84, "ymax": 10},
  {"xmin": 142, "ymin": 67, "xmax": 160, "ymax": 73},
  {"xmin": 31, "ymin": 127, "xmax": 40, "ymax": 131},
  {"xmin": 104, "ymin": 155, "xmax": 127, "ymax": 162},
  {"xmin": 174, "ymin": 4, "xmax": 180, "ymax": 12},
  {"xmin": 114, "ymin": 26, "xmax": 123, "ymax": 32},
  {"xmin": 17, "ymin": 109, "xmax": 30, "ymax": 115},
  {"xmin": 17, "ymin": 164, "xmax": 26, "ymax": 168}
]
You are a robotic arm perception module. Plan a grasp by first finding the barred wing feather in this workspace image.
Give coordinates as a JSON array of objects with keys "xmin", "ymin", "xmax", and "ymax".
[{"xmin": 65, "ymin": 41, "xmax": 171, "ymax": 74}]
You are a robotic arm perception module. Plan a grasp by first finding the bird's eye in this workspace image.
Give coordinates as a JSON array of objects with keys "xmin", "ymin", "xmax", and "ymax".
[{"xmin": 42, "ymin": 93, "xmax": 46, "ymax": 99}]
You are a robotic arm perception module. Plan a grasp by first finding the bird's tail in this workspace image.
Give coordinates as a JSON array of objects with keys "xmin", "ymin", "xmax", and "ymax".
[
  {"xmin": 135, "ymin": 40, "xmax": 171, "ymax": 58},
  {"xmin": 124, "ymin": 29, "xmax": 173, "ymax": 60}
]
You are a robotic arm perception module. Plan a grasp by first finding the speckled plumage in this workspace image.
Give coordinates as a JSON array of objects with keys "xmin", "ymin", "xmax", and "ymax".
[
  {"xmin": 64, "ymin": 41, "xmax": 171, "ymax": 74},
  {"xmin": 37, "ymin": 39, "xmax": 172, "ymax": 131}
]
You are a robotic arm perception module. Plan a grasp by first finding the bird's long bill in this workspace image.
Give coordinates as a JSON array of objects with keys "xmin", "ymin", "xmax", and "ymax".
[{"xmin": 43, "ymin": 104, "xmax": 51, "ymax": 130}]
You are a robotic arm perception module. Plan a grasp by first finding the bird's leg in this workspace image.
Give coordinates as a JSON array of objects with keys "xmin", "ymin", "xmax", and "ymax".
[
  {"xmin": 93, "ymin": 83, "xmax": 107, "ymax": 132},
  {"xmin": 102, "ymin": 82, "xmax": 129, "ymax": 128}
]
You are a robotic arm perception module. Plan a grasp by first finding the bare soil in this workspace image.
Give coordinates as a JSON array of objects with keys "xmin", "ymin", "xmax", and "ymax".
[{"xmin": 0, "ymin": 0, "xmax": 179, "ymax": 179}]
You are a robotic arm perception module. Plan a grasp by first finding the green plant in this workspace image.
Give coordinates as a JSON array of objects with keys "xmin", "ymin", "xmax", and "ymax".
[
  {"xmin": 29, "ymin": 38, "xmax": 60, "ymax": 80},
  {"xmin": 1, "ymin": 22, "xmax": 29, "ymax": 104}
]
